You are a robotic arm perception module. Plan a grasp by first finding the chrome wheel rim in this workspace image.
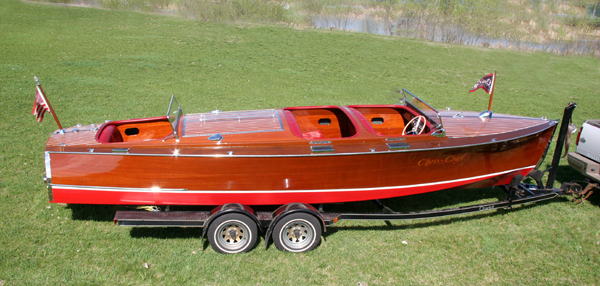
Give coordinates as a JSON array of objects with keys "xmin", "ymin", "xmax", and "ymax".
[
  {"xmin": 214, "ymin": 220, "xmax": 251, "ymax": 253},
  {"xmin": 279, "ymin": 219, "xmax": 316, "ymax": 252}
]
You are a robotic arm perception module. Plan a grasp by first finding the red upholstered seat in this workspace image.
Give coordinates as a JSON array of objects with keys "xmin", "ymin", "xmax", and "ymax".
[
  {"xmin": 97, "ymin": 125, "xmax": 123, "ymax": 143},
  {"xmin": 302, "ymin": 130, "xmax": 324, "ymax": 139}
]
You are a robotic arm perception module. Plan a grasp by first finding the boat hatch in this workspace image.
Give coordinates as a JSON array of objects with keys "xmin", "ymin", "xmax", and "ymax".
[
  {"xmin": 284, "ymin": 107, "xmax": 358, "ymax": 139},
  {"xmin": 182, "ymin": 109, "xmax": 283, "ymax": 137}
]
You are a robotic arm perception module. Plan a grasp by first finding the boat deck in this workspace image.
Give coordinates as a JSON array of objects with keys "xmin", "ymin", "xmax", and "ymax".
[
  {"xmin": 45, "ymin": 108, "xmax": 553, "ymax": 149},
  {"xmin": 441, "ymin": 111, "xmax": 550, "ymax": 138}
]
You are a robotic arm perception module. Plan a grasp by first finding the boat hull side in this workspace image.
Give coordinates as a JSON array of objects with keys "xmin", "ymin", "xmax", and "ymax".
[
  {"xmin": 46, "ymin": 126, "xmax": 554, "ymax": 205},
  {"xmin": 49, "ymin": 166, "xmax": 533, "ymax": 205}
]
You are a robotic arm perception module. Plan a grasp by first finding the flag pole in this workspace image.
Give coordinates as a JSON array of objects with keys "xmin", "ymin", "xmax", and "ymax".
[
  {"xmin": 34, "ymin": 76, "xmax": 63, "ymax": 131},
  {"xmin": 487, "ymin": 71, "xmax": 497, "ymax": 112}
]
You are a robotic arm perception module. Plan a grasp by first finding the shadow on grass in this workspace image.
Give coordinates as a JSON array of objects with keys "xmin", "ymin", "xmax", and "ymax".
[
  {"xmin": 129, "ymin": 228, "xmax": 266, "ymax": 252},
  {"xmin": 68, "ymin": 204, "xmax": 120, "ymax": 222},
  {"xmin": 129, "ymin": 227, "xmax": 216, "ymax": 251},
  {"xmin": 556, "ymin": 165, "xmax": 600, "ymax": 207},
  {"xmin": 67, "ymin": 204, "xmax": 217, "ymax": 222}
]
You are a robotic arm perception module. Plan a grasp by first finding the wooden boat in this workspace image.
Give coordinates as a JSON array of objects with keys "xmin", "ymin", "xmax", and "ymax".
[{"xmin": 43, "ymin": 89, "xmax": 557, "ymax": 206}]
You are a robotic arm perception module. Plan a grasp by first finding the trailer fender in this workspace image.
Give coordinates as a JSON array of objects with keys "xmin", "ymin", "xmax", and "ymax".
[
  {"xmin": 264, "ymin": 203, "xmax": 325, "ymax": 250},
  {"xmin": 201, "ymin": 203, "xmax": 261, "ymax": 242}
]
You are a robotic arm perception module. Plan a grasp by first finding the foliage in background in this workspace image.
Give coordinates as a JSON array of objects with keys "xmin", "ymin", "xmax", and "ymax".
[
  {"xmin": 26, "ymin": 0, "xmax": 600, "ymax": 56},
  {"xmin": 174, "ymin": 0, "xmax": 290, "ymax": 23}
]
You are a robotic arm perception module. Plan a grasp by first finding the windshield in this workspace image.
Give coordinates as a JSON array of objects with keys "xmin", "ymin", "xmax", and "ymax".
[
  {"xmin": 395, "ymin": 88, "xmax": 443, "ymax": 129},
  {"xmin": 166, "ymin": 95, "xmax": 182, "ymax": 140}
]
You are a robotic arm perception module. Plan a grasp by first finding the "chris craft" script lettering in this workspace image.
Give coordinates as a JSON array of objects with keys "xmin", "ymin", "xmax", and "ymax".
[{"xmin": 418, "ymin": 154, "xmax": 467, "ymax": 167}]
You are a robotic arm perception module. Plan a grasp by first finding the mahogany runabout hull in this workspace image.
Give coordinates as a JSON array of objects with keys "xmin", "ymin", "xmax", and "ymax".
[{"xmin": 45, "ymin": 110, "xmax": 556, "ymax": 206}]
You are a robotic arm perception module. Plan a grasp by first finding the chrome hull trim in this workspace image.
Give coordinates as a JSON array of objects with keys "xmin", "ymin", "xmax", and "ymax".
[
  {"xmin": 45, "ymin": 151, "xmax": 52, "ymax": 180},
  {"xmin": 44, "ymin": 151, "xmax": 53, "ymax": 201}
]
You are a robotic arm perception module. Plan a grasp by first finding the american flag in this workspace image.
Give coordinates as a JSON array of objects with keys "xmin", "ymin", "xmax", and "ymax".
[
  {"xmin": 32, "ymin": 86, "xmax": 50, "ymax": 122},
  {"xmin": 469, "ymin": 73, "xmax": 495, "ymax": 95}
]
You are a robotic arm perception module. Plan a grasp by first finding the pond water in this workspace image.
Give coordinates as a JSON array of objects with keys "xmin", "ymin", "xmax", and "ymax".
[{"xmin": 312, "ymin": 15, "xmax": 600, "ymax": 56}]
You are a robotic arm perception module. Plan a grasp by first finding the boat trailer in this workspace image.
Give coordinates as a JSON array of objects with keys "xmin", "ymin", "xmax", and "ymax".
[{"xmin": 113, "ymin": 102, "xmax": 597, "ymax": 253}]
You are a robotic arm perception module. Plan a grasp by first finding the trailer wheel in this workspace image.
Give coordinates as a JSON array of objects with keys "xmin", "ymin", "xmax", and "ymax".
[
  {"xmin": 273, "ymin": 213, "xmax": 321, "ymax": 252},
  {"xmin": 207, "ymin": 213, "xmax": 257, "ymax": 254}
]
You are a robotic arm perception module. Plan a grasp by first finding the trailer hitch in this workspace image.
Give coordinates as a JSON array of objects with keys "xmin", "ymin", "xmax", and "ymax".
[
  {"xmin": 560, "ymin": 182, "xmax": 583, "ymax": 195},
  {"xmin": 567, "ymin": 182, "xmax": 599, "ymax": 204}
]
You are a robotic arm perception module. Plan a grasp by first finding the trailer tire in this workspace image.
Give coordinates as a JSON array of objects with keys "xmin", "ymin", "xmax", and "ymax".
[
  {"xmin": 272, "ymin": 213, "xmax": 321, "ymax": 252},
  {"xmin": 207, "ymin": 213, "xmax": 257, "ymax": 254}
]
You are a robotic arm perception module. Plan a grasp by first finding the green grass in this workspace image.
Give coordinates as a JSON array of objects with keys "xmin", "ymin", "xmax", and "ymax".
[{"xmin": 1, "ymin": 0, "xmax": 600, "ymax": 284}]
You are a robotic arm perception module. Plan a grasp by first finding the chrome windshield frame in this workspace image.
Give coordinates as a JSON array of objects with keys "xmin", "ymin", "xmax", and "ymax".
[
  {"xmin": 396, "ymin": 88, "xmax": 444, "ymax": 130},
  {"xmin": 166, "ymin": 95, "xmax": 183, "ymax": 141}
]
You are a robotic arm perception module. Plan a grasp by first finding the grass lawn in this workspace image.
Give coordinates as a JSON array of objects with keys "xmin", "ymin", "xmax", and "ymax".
[{"xmin": 1, "ymin": 0, "xmax": 599, "ymax": 284}]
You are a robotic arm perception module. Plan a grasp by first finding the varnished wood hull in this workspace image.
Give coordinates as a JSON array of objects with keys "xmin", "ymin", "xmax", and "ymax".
[{"xmin": 46, "ymin": 124, "xmax": 555, "ymax": 206}]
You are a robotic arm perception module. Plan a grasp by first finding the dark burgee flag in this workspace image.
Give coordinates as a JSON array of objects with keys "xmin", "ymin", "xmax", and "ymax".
[{"xmin": 469, "ymin": 73, "xmax": 495, "ymax": 95}]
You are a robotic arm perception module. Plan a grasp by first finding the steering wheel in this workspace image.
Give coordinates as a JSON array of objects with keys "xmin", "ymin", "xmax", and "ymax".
[{"xmin": 402, "ymin": 116, "xmax": 426, "ymax": 135}]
